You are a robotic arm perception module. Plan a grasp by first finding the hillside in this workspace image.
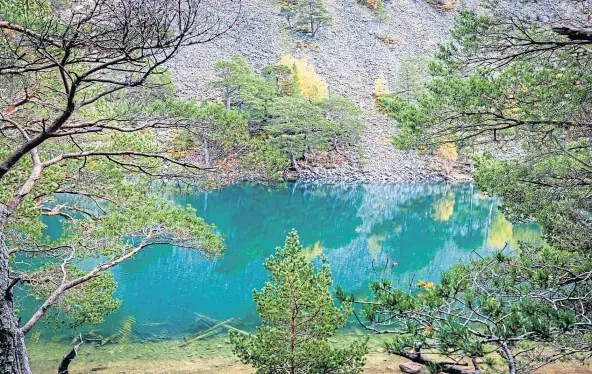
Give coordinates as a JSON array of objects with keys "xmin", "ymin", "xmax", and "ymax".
[{"xmin": 168, "ymin": 0, "xmax": 472, "ymax": 182}]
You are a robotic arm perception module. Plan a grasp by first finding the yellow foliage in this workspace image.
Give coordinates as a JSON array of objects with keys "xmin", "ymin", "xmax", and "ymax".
[
  {"xmin": 380, "ymin": 35, "xmax": 400, "ymax": 46},
  {"xmin": 436, "ymin": 143, "xmax": 458, "ymax": 163},
  {"xmin": 436, "ymin": 143, "xmax": 458, "ymax": 175},
  {"xmin": 442, "ymin": 0, "xmax": 454, "ymax": 9},
  {"xmin": 418, "ymin": 280, "xmax": 435, "ymax": 291},
  {"xmin": 302, "ymin": 241, "xmax": 323, "ymax": 262},
  {"xmin": 170, "ymin": 149, "xmax": 188, "ymax": 159},
  {"xmin": 116, "ymin": 316, "xmax": 136, "ymax": 344},
  {"xmin": 279, "ymin": 55, "xmax": 328, "ymax": 100},
  {"xmin": 373, "ymin": 74, "xmax": 390, "ymax": 98},
  {"xmin": 432, "ymin": 191, "xmax": 455, "ymax": 222},
  {"xmin": 368, "ymin": 234, "xmax": 386, "ymax": 256},
  {"xmin": 511, "ymin": 224, "xmax": 543, "ymax": 249},
  {"xmin": 487, "ymin": 213, "xmax": 513, "ymax": 249},
  {"xmin": 427, "ymin": 0, "xmax": 455, "ymax": 10}
]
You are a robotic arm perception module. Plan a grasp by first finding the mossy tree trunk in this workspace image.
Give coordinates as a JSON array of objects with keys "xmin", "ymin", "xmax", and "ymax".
[{"xmin": 0, "ymin": 203, "xmax": 31, "ymax": 374}]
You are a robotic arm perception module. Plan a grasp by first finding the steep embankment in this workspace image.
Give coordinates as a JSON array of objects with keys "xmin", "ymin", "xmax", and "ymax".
[{"xmin": 168, "ymin": 0, "xmax": 471, "ymax": 182}]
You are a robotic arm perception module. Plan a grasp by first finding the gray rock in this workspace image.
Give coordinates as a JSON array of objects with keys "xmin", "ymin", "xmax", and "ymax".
[
  {"xmin": 399, "ymin": 361, "xmax": 423, "ymax": 374},
  {"xmin": 167, "ymin": 0, "xmax": 482, "ymax": 183}
]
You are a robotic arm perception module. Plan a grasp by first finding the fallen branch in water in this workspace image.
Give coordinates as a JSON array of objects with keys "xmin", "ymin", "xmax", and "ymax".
[
  {"xmin": 58, "ymin": 334, "xmax": 84, "ymax": 374},
  {"xmin": 181, "ymin": 318, "xmax": 234, "ymax": 347}
]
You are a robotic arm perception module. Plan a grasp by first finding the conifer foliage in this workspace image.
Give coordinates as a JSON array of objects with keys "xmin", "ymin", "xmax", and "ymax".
[
  {"xmin": 230, "ymin": 231, "xmax": 368, "ymax": 374},
  {"xmin": 360, "ymin": 2, "xmax": 592, "ymax": 373},
  {"xmin": 278, "ymin": 0, "xmax": 331, "ymax": 38}
]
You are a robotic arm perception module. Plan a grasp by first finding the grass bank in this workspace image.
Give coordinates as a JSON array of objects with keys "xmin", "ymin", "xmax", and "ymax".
[{"xmin": 29, "ymin": 333, "xmax": 591, "ymax": 374}]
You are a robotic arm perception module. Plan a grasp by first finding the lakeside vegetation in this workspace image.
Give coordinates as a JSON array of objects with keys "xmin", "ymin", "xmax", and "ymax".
[
  {"xmin": 0, "ymin": 0, "xmax": 591, "ymax": 374},
  {"xmin": 370, "ymin": 3, "xmax": 592, "ymax": 373}
]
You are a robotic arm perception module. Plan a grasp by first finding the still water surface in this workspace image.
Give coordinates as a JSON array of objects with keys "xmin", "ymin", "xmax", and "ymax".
[{"xmin": 31, "ymin": 182, "xmax": 538, "ymax": 342}]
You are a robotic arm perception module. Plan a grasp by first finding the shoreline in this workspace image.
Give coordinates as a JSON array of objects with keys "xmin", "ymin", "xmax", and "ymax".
[
  {"xmin": 29, "ymin": 334, "xmax": 406, "ymax": 374},
  {"xmin": 219, "ymin": 151, "xmax": 474, "ymax": 185},
  {"xmin": 29, "ymin": 333, "xmax": 592, "ymax": 374}
]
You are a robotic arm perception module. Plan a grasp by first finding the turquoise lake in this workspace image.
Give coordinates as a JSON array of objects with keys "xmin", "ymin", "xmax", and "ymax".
[{"xmin": 28, "ymin": 182, "xmax": 539, "ymax": 342}]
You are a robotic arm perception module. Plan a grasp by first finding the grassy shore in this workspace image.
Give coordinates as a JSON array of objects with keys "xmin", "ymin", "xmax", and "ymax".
[{"xmin": 29, "ymin": 333, "xmax": 591, "ymax": 374}]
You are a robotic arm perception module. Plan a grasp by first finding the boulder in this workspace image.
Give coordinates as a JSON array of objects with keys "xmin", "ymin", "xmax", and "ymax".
[{"xmin": 399, "ymin": 361, "xmax": 423, "ymax": 374}]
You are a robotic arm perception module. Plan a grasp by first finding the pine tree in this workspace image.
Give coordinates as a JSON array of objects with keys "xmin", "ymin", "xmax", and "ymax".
[
  {"xmin": 295, "ymin": 0, "xmax": 331, "ymax": 38},
  {"xmin": 230, "ymin": 230, "xmax": 368, "ymax": 374},
  {"xmin": 279, "ymin": 1, "xmax": 297, "ymax": 30},
  {"xmin": 212, "ymin": 55, "xmax": 257, "ymax": 110},
  {"xmin": 321, "ymin": 95, "xmax": 364, "ymax": 151},
  {"xmin": 265, "ymin": 96, "xmax": 331, "ymax": 169}
]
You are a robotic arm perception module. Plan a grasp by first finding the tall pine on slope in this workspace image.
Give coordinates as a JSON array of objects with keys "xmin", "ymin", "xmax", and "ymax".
[
  {"xmin": 295, "ymin": 0, "xmax": 331, "ymax": 38},
  {"xmin": 230, "ymin": 230, "xmax": 368, "ymax": 374},
  {"xmin": 213, "ymin": 55, "xmax": 258, "ymax": 110}
]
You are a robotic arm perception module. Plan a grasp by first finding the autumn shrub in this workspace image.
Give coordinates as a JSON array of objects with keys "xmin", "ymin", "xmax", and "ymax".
[
  {"xmin": 366, "ymin": 0, "xmax": 379, "ymax": 9},
  {"xmin": 373, "ymin": 74, "xmax": 390, "ymax": 108},
  {"xmin": 435, "ymin": 142, "xmax": 458, "ymax": 175},
  {"xmin": 426, "ymin": 0, "xmax": 455, "ymax": 10},
  {"xmin": 356, "ymin": 0, "xmax": 388, "ymax": 19},
  {"xmin": 378, "ymin": 34, "xmax": 399, "ymax": 46}
]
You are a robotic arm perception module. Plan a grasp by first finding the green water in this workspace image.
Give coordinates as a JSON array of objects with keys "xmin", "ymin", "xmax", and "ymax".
[{"xmin": 27, "ymin": 182, "xmax": 538, "ymax": 343}]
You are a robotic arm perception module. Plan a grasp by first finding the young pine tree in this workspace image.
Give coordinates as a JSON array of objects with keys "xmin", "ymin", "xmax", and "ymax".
[{"xmin": 230, "ymin": 230, "xmax": 368, "ymax": 374}]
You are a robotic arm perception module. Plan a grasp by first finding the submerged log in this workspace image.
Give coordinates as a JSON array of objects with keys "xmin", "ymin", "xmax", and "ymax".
[
  {"xmin": 194, "ymin": 313, "xmax": 248, "ymax": 335},
  {"xmin": 180, "ymin": 318, "xmax": 234, "ymax": 347}
]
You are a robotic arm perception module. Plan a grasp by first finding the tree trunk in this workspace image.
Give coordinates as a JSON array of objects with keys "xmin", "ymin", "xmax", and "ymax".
[
  {"xmin": 225, "ymin": 89, "xmax": 231, "ymax": 110},
  {"xmin": 332, "ymin": 133, "xmax": 337, "ymax": 151},
  {"xmin": 203, "ymin": 138, "xmax": 211, "ymax": 168},
  {"xmin": 17, "ymin": 332, "xmax": 31, "ymax": 374},
  {"xmin": 552, "ymin": 26, "xmax": 592, "ymax": 41},
  {"xmin": 289, "ymin": 300, "xmax": 298, "ymax": 374},
  {"xmin": 0, "ymin": 202, "xmax": 31, "ymax": 374},
  {"xmin": 289, "ymin": 151, "xmax": 299, "ymax": 174},
  {"xmin": 500, "ymin": 341, "xmax": 517, "ymax": 374},
  {"xmin": 58, "ymin": 334, "xmax": 83, "ymax": 374},
  {"xmin": 309, "ymin": 3, "xmax": 315, "ymax": 38}
]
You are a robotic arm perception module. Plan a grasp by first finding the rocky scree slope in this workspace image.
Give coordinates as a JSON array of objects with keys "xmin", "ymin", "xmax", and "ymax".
[{"xmin": 168, "ymin": 0, "xmax": 472, "ymax": 182}]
